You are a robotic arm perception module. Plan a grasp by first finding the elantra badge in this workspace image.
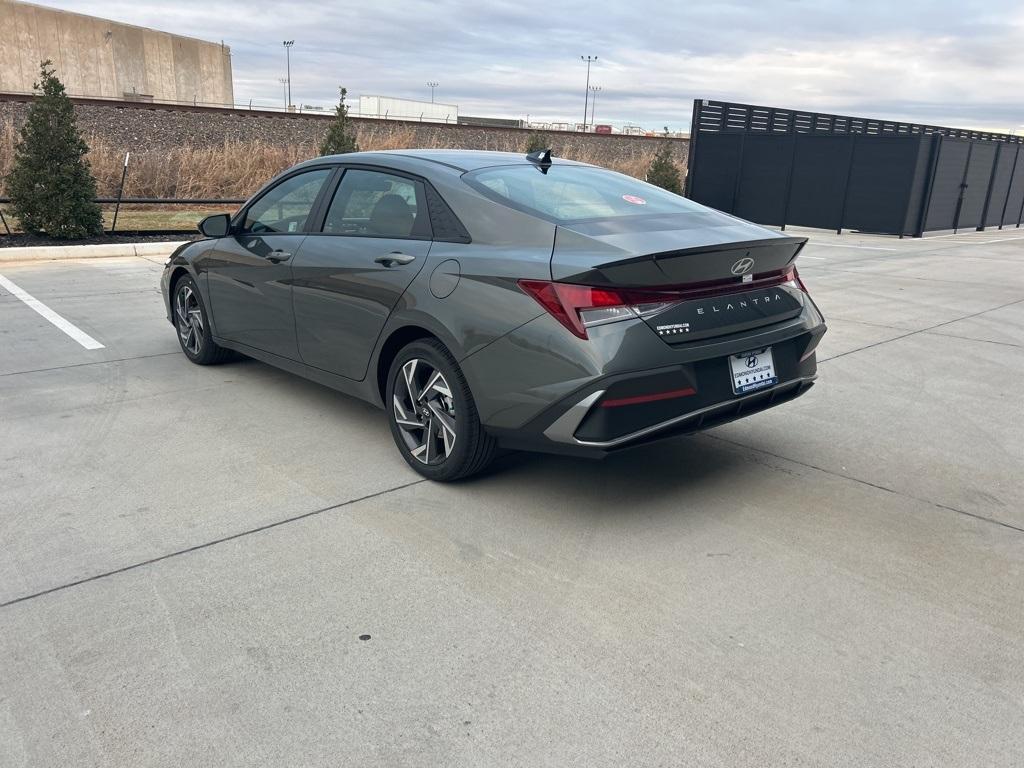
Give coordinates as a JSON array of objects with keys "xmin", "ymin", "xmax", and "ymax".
[{"xmin": 731, "ymin": 256, "xmax": 755, "ymax": 276}]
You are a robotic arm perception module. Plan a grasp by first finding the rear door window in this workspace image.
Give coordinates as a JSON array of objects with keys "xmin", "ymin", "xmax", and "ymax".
[{"xmin": 322, "ymin": 169, "xmax": 431, "ymax": 239}]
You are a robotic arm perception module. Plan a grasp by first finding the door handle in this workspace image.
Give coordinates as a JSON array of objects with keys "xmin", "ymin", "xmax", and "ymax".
[
  {"xmin": 375, "ymin": 251, "xmax": 416, "ymax": 267},
  {"xmin": 267, "ymin": 250, "xmax": 292, "ymax": 263}
]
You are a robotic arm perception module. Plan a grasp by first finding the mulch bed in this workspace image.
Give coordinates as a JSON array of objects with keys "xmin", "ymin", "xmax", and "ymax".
[{"xmin": 0, "ymin": 231, "xmax": 198, "ymax": 248}]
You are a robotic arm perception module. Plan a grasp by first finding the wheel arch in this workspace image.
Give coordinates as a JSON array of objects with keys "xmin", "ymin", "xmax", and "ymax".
[
  {"xmin": 169, "ymin": 266, "xmax": 191, "ymax": 295},
  {"xmin": 375, "ymin": 325, "xmax": 442, "ymax": 404},
  {"xmin": 167, "ymin": 263, "xmax": 219, "ymax": 336}
]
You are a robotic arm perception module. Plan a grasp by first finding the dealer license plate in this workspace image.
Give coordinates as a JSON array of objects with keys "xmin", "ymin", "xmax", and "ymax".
[{"xmin": 729, "ymin": 347, "xmax": 778, "ymax": 394}]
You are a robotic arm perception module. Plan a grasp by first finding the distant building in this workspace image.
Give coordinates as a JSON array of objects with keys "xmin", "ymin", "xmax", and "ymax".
[
  {"xmin": 357, "ymin": 95, "xmax": 458, "ymax": 124},
  {"xmin": 0, "ymin": 0, "xmax": 233, "ymax": 106}
]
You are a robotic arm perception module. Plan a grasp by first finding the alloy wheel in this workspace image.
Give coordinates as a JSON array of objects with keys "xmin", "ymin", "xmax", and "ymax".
[
  {"xmin": 392, "ymin": 358, "xmax": 457, "ymax": 464},
  {"xmin": 175, "ymin": 284, "xmax": 204, "ymax": 356}
]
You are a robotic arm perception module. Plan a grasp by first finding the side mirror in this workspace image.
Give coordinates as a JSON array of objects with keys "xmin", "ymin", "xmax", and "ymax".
[{"xmin": 198, "ymin": 213, "xmax": 231, "ymax": 238}]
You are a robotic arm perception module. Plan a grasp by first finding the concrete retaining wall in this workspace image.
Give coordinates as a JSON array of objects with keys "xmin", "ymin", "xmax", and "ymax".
[{"xmin": 0, "ymin": 0, "xmax": 233, "ymax": 105}]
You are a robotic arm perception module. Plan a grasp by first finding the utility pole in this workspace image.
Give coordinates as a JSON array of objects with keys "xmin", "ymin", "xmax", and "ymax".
[
  {"xmin": 580, "ymin": 55, "xmax": 597, "ymax": 131},
  {"xmin": 589, "ymin": 85, "xmax": 601, "ymax": 129},
  {"xmin": 427, "ymin": 81, "xmax": 439, "ymax": 103},
  {"xmin": 282, "ymin": 40, "xmax": 294, "ymax": 109},
  {"xmin": 279, "ymin": 78, "xmax": 288, "ymax": 109}
]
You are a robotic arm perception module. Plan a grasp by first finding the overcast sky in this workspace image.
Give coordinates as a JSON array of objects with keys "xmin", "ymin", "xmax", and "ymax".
[{"xmin": 47, "ymin": 0, "xmax": 1024, "ymax": 132}]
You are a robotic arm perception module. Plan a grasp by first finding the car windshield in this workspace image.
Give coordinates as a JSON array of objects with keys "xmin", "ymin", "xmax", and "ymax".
[{"xmin": 464, "ymin": 164, "xmax": 703, "ymax": 222}]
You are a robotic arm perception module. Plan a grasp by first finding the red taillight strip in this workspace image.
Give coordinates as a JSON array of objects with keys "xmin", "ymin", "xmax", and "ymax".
[
  {"xmin": 518, "ymin": 265, "xmax": 806, "ymax": 341},
  {"xmin": 649, "ymin": 265, "xmax": 800, "ymax": 302},
  {"xmin": 600, "ymin": 387, "xmax": 697, "ymax": 408}
]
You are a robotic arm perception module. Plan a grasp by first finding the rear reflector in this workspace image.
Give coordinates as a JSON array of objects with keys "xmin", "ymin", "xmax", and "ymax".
[{"xmin": 600, "ymin": 387, "xmax": 697, "ymax": 408}]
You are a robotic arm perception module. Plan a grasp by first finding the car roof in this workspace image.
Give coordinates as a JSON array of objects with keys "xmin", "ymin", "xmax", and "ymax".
[{"xmin": 308, "ymin": 149, "xmax": 592, "ymax": 173}]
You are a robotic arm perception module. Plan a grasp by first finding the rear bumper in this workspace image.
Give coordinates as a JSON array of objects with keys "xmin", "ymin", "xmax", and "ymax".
[
  {"xmin": 466, "ymin": 307, "xmax": 825, "ymax": 458},
  {"xmin": 492, "ymin": 375, "xmax": 815, "ymax": 457}
]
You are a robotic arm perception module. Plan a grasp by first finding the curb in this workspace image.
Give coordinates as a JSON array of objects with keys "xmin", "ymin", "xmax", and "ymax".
[{"xmin": 0, "ymin": 241, "xmax": 188, "ymax": 263}]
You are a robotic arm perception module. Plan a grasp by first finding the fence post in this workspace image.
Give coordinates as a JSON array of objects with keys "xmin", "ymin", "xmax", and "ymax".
[
  {"xmin": 977, "ymin": 142, "xmax": 1002, "ymax": 231},
  {"xmin": 110, "ymin": 152, "xmax": 130, "ymax": 234},
  {"xmin": 897, "ymin": 135, "xmax": 924, "ymax": 238},
  {"xmin": 997, "ymin": 144, "xmax": 1020, "ymax": 230},
  {"xmin": 779, "ymin": 132, "xmax": 799, "ymax": 231},
  {"xmin": 951, "ymin": 142, "xmax": 974, "ymax": 234},
  {"xmin": 1017, "ymin": 178, "xmax": 1024, "ymax": 228},
  {"xmin": 835, "ymin": 134, "xmax": 858, "ymax": 235},
  {"xmin": 915, "ymin": 134, "xmax": 943, "ymax": 237},
  {"xmin": 729, "ymin": 131, "xmax": 746, "ymax": 215},
  {"xmin": 683, "ymin": 99, "xmax": 701, "ymax": 198},
  {"xmin": 0, "ymin": 208, "xmax": 10, "ymax": 236}
]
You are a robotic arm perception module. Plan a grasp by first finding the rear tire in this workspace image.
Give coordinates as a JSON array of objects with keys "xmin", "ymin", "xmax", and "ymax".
[
  {"xmin": 386, "ymin": 339, "xmax": 497, "ymax": 481},
  {"xmin": 172, "ymin": 275, "xmax": 232, "ymax": 365}
]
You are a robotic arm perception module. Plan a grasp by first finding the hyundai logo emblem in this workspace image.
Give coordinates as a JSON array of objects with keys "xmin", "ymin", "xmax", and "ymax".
[{"xmin": 731, "ymin": 257, "xmax": 755, "ymax": 276}]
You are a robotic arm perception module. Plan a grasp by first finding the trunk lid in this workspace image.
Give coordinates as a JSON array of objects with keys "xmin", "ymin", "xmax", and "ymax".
[
  {"xmin": 550, "ymin": 211, "xmax": 809, "ymax": 343},
  {"xmin": 550, "ymin": 211, "xmax": 806, "ymax": 287}
]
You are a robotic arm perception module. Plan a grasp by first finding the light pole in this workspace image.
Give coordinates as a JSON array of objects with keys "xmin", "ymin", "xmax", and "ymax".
[
  {"xmin": 589, "ymin": 85, "xmax": 601, "ymax": 129},
  {"xmin": 580, "ymin": 55, "xmax": 597, "ymax": 130},
  {"xmin": 427, "ymin": 81, "xmax": 439, "ymax": 103},
  {"xmin": 279, "ymin": 77, "xmax": 288, "ymax": 109},
  {"xmin": 282, "ymin": 40, "xmax": 294, "ymax": 109}
]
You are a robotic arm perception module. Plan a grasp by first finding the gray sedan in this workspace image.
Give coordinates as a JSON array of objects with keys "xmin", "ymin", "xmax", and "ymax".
[{"xmin": 161, "ymin": 149, "xmax": 826, "ymax": 480}]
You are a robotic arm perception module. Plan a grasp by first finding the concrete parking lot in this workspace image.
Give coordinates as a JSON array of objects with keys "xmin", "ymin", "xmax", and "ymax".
[{"xmin": 1, "ymin": 228, "xmax": 1023, "ymax": 767}]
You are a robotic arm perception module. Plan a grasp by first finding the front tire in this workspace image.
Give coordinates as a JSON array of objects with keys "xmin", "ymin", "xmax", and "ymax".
[
  {"xmin": 386, "ymin": 339, "xmax": 497, "ymax": 481},
  {"xmin": 172, "ymin": 275, "xmax": 231, "ymax": 365}
]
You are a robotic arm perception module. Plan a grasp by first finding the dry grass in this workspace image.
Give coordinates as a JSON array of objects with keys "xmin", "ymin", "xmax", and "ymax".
[
  {"xmin": 0, "ymin": 118, "xmax": 681, "ymax": 204},
  {"xmin": 85, "ymin": 137, "xmax": 316, "ymax": 199},
  {"xmin": 0, "ymin": 120, "xmax": 17, "ymax": 188}
]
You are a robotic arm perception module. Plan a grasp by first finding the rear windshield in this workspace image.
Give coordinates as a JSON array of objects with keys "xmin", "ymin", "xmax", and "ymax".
[{"xmin": 464, "ymin": 164, "xmax": 704, "ymax": 222}]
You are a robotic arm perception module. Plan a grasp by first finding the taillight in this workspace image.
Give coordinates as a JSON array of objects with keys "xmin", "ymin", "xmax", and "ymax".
[
  {"xmin": 519, "ymin": 267, "xmax": 808, "ymax": 340},
  {"xmin": 518, "ymin": 280, "xmax": 679, "ymax": 339},
  {"xmin": 782, "ymin": 265, "xmax": 808, "ymax": 293}
]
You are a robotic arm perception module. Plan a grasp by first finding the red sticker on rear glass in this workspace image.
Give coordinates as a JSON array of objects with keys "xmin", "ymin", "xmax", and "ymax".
[{"xmin": 622, "ymin": 194, "xmax": 647, "ymax": 205}]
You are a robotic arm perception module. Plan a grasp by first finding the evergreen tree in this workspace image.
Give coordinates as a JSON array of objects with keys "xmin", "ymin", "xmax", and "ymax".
[
  {"xmin": 6, "ymin": 61, "xmax": 103, "ymax": 239},
  {"xmin": 320, "ymin": 87, "xmax": 360, "ymax": 155},
  {"xmin": 646, "ymin": 143, "xmax": 682, "ymax": 194},
  {"xmin": 523, "ymin": 133, "xmax": 550, "ymax": 153}
]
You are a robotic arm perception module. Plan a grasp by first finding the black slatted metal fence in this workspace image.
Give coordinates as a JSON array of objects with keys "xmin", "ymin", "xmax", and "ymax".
[{"xmin": 686, "ymin": 99, "xmax": 1024, "ymax": 236}]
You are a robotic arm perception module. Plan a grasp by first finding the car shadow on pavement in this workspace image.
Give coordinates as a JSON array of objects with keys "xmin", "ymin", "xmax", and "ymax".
[
  {"xmin": 225, "ymin": 355, "xmax": 759, "ymax": 507},
  {"xmin": 479, "ymin": 432, "xmax": 752, "ymax": 508}
]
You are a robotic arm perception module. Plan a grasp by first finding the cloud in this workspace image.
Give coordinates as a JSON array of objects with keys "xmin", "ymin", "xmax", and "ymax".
[{"xmin": 41, "ymin": 0, "xmax": 1024, "ymax": 131}]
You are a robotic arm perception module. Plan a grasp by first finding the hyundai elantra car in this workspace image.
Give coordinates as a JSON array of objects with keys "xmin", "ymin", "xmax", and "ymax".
[{"xmin": 162, "ymin": 149, "xmax": 826, "ymax": 480}]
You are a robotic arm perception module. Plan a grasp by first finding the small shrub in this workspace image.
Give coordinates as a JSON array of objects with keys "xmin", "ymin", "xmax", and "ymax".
[
  {"xmin": 320, "ymin": 87, "xmax": 359, "ymax": 156},
  {"xmin": 646, "ymin": 143, "xmax": 682, "ymax": 194},
  {"xmin": 5, "ymin": 61, "xmax": 102, "ymax": 238}
]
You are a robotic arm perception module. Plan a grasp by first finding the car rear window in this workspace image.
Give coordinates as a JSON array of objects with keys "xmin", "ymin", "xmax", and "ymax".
[{"xmin": 464, "ymin": 164, "xmax": 704, "ymax": 222}]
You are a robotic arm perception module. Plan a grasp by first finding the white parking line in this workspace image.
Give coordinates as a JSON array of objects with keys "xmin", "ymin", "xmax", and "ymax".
[
  {"xmin": 939, "ymin": 236, "xmax": 1024, "ymax": 245},
  {"xmin": 807, "ymin": 243, "xmax": 898, "ymax": 252},
  {"xmin": 0, "ymin": 273, "xmax": 104, "ymax": 350},
  {"xmin": 921, "ymin": 231, "xmax": 1024, "ymax": 241},
  {"xmin": 799, "ymin": 255, "xmax": 827, "ymax": 260}
]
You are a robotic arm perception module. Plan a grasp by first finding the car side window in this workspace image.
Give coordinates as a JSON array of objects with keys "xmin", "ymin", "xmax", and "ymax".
[
  {"xmin": 242, "ymin": 169, "xmax": 331, "ymax": 234},
  {"xmin": 322, "ymin": 169, "xmax": 431, "ymax": 239}
]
